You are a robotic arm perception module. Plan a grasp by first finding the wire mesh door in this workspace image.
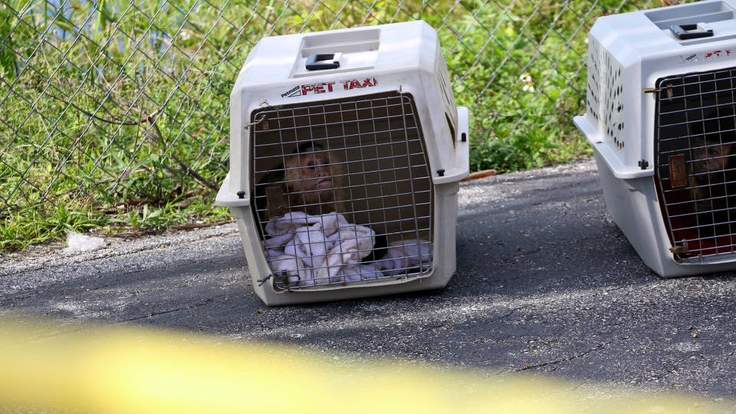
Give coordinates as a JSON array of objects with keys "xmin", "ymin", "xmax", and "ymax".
[
  {"xmin": 655, "ymin": 67, "xmax": 736, "ymax": 263},
  {"xmin": 250, "ymin": 92, "xmax": 434, "ymax": 290}
]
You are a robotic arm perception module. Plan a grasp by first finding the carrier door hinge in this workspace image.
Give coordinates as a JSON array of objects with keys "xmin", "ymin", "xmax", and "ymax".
[
  {"xmin": 670, "ymin": 244, "xmax": 689, "ymax": 256},
  {"xmin": 643, "ymin": 84, "xmax": 674, "ymax": 98},
  {"xmin": 257, "ymin": 274, "xmax": 273, "ymax": 287},
  {"xmin": 638, "ymin": 159, "xmax": 649, "ymax": 170},
  {"xmin": 267, "ymin": 271, "xmax": 294, "ymax": 291}
]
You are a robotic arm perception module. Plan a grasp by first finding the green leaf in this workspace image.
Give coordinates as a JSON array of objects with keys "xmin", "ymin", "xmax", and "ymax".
[
  {"xmin": 98, "ymin": 0, "xmax": 113, "ymax": 31},
  {"xmin": 0, "ymin": 5, "xmax": 16, "ymax": 79}
]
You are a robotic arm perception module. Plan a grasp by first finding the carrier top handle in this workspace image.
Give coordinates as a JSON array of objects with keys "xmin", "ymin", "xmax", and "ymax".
[
  {"xmin": 306, "ymin": 53, "xmax": 341, "ymax": 70},
  {"xmin": 670, "ymin": 23, "xmax": 713, "ymax": 40}
]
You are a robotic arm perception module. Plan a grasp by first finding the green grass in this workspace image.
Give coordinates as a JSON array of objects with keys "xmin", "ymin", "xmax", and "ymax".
[{"xmin": 0, "ymin": 0, "xmax": 664, "ymax": 252}]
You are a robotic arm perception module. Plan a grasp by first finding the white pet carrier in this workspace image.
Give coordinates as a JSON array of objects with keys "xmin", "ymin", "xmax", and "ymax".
[
  {"xmin": 216, "ymin": 21, "xmax": 470, "ymax": 304},
  {"xmin": 575, "ymin": 0, "xmax": 736, "ymax": 277}
]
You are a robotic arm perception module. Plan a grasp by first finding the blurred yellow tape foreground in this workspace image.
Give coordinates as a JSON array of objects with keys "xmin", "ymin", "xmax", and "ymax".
[{"xmin": 0, "ymin": 317, "xmax": 729, "ymax": 413}]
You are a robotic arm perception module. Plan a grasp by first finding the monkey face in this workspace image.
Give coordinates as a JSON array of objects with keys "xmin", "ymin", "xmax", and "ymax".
[
  {"xmin": 687, "ymin": 141, "xmax": 735, "ymax": 203},
  {"xmin": 287, "ymin": 152, "xmax": 335, "ymax": 193},
  {"xmin": 691, "ymin": 142, "xmax": 734, "ymax": 175}
]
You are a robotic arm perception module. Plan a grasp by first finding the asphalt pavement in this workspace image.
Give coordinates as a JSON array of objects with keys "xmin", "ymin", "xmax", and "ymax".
[{"xmin": 2, "ymin": 159, "xmax": 736, "ymax": 400}]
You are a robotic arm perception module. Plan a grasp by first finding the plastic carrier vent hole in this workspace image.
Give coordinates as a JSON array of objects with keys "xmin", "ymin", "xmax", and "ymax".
[{"xmin": 601, "ymin": 48, "xmax": 624, "ymax": 151}]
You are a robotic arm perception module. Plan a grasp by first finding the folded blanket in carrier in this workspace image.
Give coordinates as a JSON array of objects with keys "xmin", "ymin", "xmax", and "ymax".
[{"xmin": 264, "ymin": 212, "xmax": 432, "ymax": 288}]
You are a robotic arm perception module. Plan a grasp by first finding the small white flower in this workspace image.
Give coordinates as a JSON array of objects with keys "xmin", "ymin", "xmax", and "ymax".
[{"xmin": 520, "ymin": 73, "xmax": 534, "ymax": 92}]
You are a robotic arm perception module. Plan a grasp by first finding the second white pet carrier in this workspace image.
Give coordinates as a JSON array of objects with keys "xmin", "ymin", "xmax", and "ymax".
[
  {"xmin": 575, "ymin": 0, "xmax": 736, "ymax": 277},
  {"xmin": 216, "ymin": 21, "xmax": 470, "ymax": 304}
]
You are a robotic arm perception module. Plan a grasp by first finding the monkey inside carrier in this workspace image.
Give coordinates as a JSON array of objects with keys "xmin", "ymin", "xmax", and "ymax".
[
  {"xmin": 574, "ymin": 0, "xmax": 736, "ymax": 277},
  {"xmin": 216, "ymin": 21, "xmax": 469, "ymax": 305}
]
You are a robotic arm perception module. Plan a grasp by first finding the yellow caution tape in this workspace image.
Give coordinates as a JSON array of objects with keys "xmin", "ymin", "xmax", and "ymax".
[{"xmin": 0, "ymin": 317, "xmax": 728, "ymax": 413}]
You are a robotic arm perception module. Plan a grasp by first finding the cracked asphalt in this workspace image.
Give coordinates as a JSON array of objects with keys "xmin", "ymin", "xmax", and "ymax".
[{"xmin": 2, "ymin": 159, "xmax": 736, "ymax": 400}]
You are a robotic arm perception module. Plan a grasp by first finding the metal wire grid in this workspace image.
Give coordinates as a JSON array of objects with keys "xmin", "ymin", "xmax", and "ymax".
[
  {"xmin": 0, "ymin": 0, "xmax": 659, "ymax": 250},
  {"xmin": 250, "ymin": 92, "xmax": 433, "ymax": 290},
  {"xmin": 0, "ymin": 0, "xmax": 246, "ymax": 215},
  {"xmin": 655, "ymin": 67, "xmax": 736, "ymax": 262}
]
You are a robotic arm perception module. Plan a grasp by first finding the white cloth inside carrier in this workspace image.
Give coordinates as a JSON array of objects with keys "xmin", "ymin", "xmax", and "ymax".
[{"xmin": 264, "ymin": 212, "xmax": 432, "ymax": 288}]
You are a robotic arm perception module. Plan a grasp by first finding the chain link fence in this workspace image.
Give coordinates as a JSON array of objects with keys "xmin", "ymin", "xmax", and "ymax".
[{"xmin": 0, "ymin": 0, "xmax": 669, "ymax": 250}]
